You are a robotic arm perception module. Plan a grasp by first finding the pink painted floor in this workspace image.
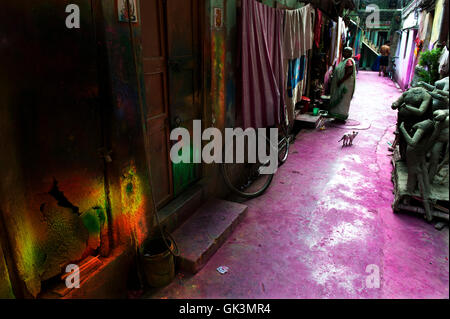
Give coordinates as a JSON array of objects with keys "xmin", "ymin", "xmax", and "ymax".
[{"xmin": 146, "ymin": 71, "xmax": 449, "ymax": 299}]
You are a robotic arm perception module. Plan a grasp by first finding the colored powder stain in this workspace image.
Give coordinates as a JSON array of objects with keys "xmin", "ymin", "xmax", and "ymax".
[
  {"xmin": 74, "ymin": 179, "xmax": 107, "ymax": 214},
  {"xmin": 17, "ymin": 222, "xmax": 45, "ymax": 296},
  {"xmin": 118, "ymin": 163, "xmax": 148, "ymax": 246},
  {"xmin": 81, "ymin": 210, "xmax": 102, "ymax": 234},
  {"xmin": 120, "ymin": 163, "xmax": 144, "ymax": 218},
  {"xmin": 211, "ymin": 33, "xmax": 226, "ymax": 128},
  {"xmin": 94, "ymin": 206, "xmax": 106, "ymax": 226},
  {"xmin": 172, "ymin": 144, "xmax": 201, "ymax": 195},
  {"xmin": 126, "ymin": 182, "xmax": 134, "ymax": 195}
]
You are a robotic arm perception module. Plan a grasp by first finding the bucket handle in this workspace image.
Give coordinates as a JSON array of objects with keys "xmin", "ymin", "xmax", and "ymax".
[{"xmin": 161, "ymin": 229, "xmax": 180, "ymax": 257}]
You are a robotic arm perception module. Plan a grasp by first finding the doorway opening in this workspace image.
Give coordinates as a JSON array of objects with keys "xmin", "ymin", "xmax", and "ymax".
[{"xmin": 139, "ymin": 0, "xmax": 204, "ymax": 209}]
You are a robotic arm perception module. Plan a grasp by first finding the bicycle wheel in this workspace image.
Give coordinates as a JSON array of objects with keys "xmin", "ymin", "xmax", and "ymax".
[
  {"xmin": 278, "ymin": 124, "xmax": 290, "ymax": 166},
  {"xmin": 221, "ymin": 130, "xmax": 275, "ymax": 198}
]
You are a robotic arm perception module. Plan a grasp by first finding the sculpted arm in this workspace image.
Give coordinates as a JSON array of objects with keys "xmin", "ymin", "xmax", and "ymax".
[
  {"xmin": 418, "ymin": 81, "xmax": 435, "ymax": 92},
  {"xmin": 392, "ymin": 93, "xmax": 405, "ymax": 110},
  {"xmin": 429, "ymin": 90, "xmax": 449, "ymax": 99},
  {"xmin": 399, "ymin": 122, "xmax": 425, "ymax": 147},
  {"xmin": 402, "ymin": 93, "xmax": 431, "ymax": 116}
]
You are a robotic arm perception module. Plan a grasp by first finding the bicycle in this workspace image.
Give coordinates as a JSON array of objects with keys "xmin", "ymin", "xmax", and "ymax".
[
  {"xmin": 220, "ymin": 105, "xmax": 290, "ymax": 198},
  {"xmin": 388, "ymin": 56, "xmax": 398, "ymax": 80}
]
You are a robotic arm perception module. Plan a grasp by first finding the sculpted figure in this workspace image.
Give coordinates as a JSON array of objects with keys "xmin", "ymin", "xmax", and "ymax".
[
  {"xmin": 419, "ymin": 76, "xmax": 449, "ymax": 112},
  {"xmin": 428, "ymin": 109, "xmax": 449, "ymax": 184},
  {"xmin": 399, "ymin": 119, "xmax": 436, "ymax": 221},
  {"xmin": 391, "ymin": 87, "xmax": 432, "ymax": 159},
  {"xmin": 399, "ymin": 110, "xmax": 449, "ymax": 221},
  {"xmin": 419, "ymin": 76, "xmax": 449, "ymax": 92}
]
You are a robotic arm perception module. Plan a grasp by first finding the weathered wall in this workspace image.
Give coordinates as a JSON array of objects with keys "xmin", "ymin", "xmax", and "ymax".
[
  {"xmin": 0, "ymin": 245, "xmax": 14, "ymax": 299},
  {"xmin": 0, "ymin": 0, "xmax": 154, "ymax": 298},
  {"xmin": 0, "ymin": 0, "xmax": 245, "ymax": 298},
  {"xmin": 94, "ymin": 0, "xmax": 154, "ymax": 249},
  {"xmin": 0, "ymin": 0, "xmax": 107, "ymax": 297}
]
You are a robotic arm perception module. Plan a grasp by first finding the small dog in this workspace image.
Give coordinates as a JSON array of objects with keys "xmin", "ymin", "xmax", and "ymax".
[{"xmin": 338, "ymin": 131, "xmax": 358, "ymax": 147}]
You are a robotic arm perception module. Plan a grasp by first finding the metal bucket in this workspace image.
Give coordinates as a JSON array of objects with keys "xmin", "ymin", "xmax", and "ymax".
[{"xmin": 140, "ymin": 237, "xmax": 175, "ymax": 288}]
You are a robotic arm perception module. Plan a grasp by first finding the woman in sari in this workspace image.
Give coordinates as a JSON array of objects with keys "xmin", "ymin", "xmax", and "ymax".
[{"xmin": 328, "ymin": 47, "xmax": 357, "ymax": 121}]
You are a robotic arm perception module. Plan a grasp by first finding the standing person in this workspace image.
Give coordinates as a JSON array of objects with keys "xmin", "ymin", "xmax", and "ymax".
[
  {"xmin": 379, "ymin": 41, "xmax": 391, "ymax": 77},
  {"xmin": 328, "ymin": 47, "xmax": 357, "ymax": 121}
]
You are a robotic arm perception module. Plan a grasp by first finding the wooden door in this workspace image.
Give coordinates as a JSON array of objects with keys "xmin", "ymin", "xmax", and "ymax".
[
  {"xmin": 166, "ymin": 0, "xmax": 202, "ymax": 195},
  {"xmin": 140, "ymin": 0, "xmax": 202, "ymax": 203},
  {"xmin": 140, "ymin": 0, "xmax": 173, "ymax": 208}
]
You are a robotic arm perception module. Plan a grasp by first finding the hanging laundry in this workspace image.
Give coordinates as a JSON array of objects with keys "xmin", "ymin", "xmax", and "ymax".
[
  {"xmin": 324, "ymin": 65, "xmax": 334, "ymax": 95},
  {"xmin": 239, "ymin": 0, "xmax": 285, "ymax": 129},
  {"xmin": 314, "ymin": 9, "xmax": 322, "ymax": 49},
  {"xmin": 283, "ymin": 8, "xmax": 305, "ymax": 59},
  {"xmin": 420, "ymin": 12, "xmax": 433, "ymax": 50},
  {"xmin": 284, "ymin": 55, "xmax": 306, "ymax": 121},
  {"xmin": 302, "ymin": 54, "xmax": 309, "ymax": 95},
  {"xmin": 430, "ymin": 0, "xmax": 445, "ymax": 48},
  {"xmin": 301, "ymin": 4, "xmax": 316, "ymax": 54},
  {"xmin": 336, "ymin": 17, "xmax": 347, "ymax": 63},
  {"xmin": 329, "ymin": 21, "xmax": 337, "ymax": 65},
  {"xmin": 418, "ymin": 11, "xmax": 427, "ymax": 41},
  {"xmin": 287, "ymin": 56, "xmax": 306, "ymax": 98},
  {"xmin": 283, "ymin": 4, "xmax": 315, "ymax": 59},
  {"xmin": 283, "ymin": 4, "xmax": 315, "ymax": 122},
  {"xmin": 323, "ymin": 19, "xmax": 332, "ymax": 56}
]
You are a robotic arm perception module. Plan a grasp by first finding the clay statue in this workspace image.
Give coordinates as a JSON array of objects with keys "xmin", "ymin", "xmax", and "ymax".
[
  {"xmin": 391, "ymin": 87, "xmax": 433, "ymax": 122},
  {"xmin": 419, "ymin": 76, "xmax": 449, "ymax": 112},
  {"xmin": 398, "ymin": 108, "xmax": 449, "ymax": 222},
  {"xmin": 428, "ymin": 109, "xmax": 449, "ymax": 184},
  {"xmin": 399, "ymin": 119, "xmax": 436, "ymax": 221},
  {"xmin": 419, "ymin": 76, "xmax": 449, "ymax": 92},
  {"xmin": 392, "ymin": 75, "xmax": 449, "ymax": 222},
  {"xmin": 391, "ymin": 87, "xmax": 432, "ymax": 159}
]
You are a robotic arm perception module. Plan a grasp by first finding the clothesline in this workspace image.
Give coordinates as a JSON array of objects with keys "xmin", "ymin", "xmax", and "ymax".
[
  {"xmin": 239, "ymin": 0, "xmax": 355, "ymax": 129},
  {"xmin": 236, "ymin": 0, "xmax": 349, "ymax": 23}
]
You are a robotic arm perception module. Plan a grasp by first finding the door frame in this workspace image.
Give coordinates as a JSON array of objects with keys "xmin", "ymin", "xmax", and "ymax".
[{"xmin": 137, "ymin": 0, "xmax": 208, "ymax": 208}]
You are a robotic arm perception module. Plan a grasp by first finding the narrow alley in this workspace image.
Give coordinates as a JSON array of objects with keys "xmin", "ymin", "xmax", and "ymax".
[
  {"xmin": 145, "ymin": 71, "xmax": 449, "ymax": 299},
  {"xmin": 1, "ymin": 0, "xmax": 449, "ymax": 304}
]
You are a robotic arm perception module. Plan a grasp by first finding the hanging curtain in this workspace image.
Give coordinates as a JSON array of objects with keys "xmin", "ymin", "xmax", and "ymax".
[
  {"xmin": 287, "ymin": 56, "xmax": 306, "ymax": 98},
  {"xmin": 240, "ymin": 0, "xmax": 285, "ymax": 129},
  {"xmin": 314, "ymin": 9, "xmax": 323, "ymax": 49},
  {"xmin": 283, "ymin": 4, "xmax": 315, "ymax": 122},
  {"xmin": 329, "ymin": 21, "xmax": 338, "ymax": 65},
  {"xmin": 283, "ymin": 4, "xmax": 315, "ymax": 59}
]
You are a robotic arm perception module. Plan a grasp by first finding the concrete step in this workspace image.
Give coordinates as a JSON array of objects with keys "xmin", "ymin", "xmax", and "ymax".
[
  {"xmin": 172, "ymin": 199, "xmax": 247, "ymax": 273},
  {"xmin": 156, "ymin": 184, "xmax": 204, "ymax": 234},
  {"xmin": 295, "ymin": 112, "xmax": 322, "ymax": 128}
]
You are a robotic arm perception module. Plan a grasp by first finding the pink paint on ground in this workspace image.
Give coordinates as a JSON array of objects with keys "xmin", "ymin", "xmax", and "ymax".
[{"xmin": 145, "ymin": 71, "xmax": 449, "ymax": 299}]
